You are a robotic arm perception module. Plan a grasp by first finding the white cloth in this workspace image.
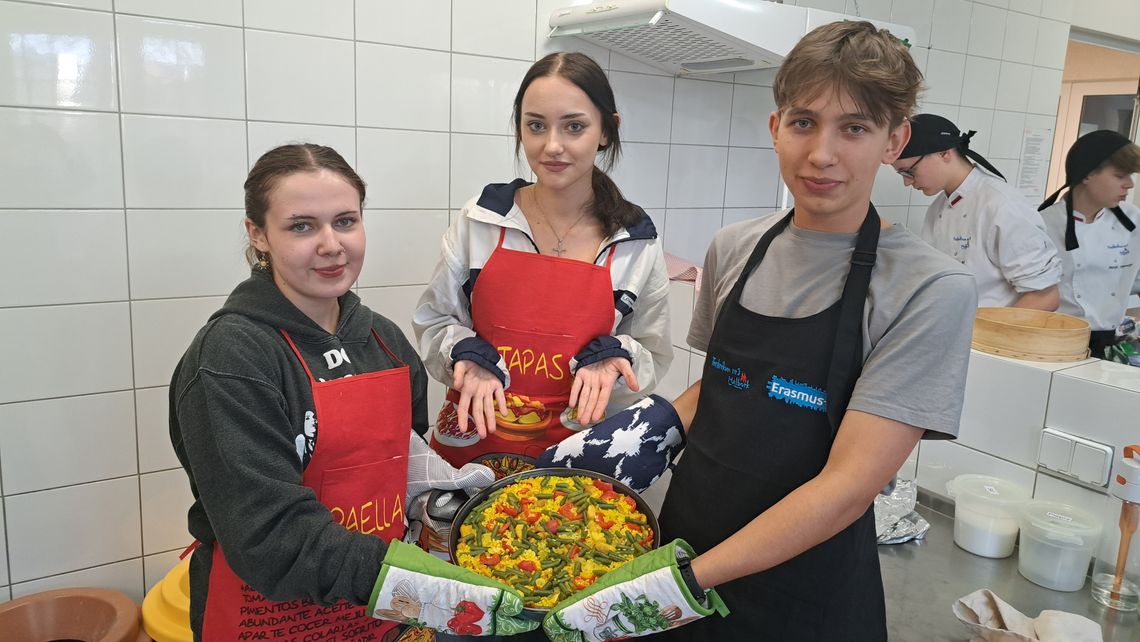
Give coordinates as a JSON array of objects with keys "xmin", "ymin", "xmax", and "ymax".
[
  {"xmin": 1041, "ymin": 201, "xmax": 1140, "ymax": 330},
  {"xmin": 923, "ymin": 167, "xmax": 1062, "ymax": 306},
  {"xmin": 953, "ymin": 589, "xmax": 1101, "ymax": 642},
  {"xmin": 413, "ymin": 181, "xmax": 673, "ymax": 414}
]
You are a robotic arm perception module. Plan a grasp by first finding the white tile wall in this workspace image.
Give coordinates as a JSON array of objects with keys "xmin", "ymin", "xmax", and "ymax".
[
  {"xmin": 451, "ymin": 55, "xmax": 532, "ymax": 136},
  {"xmin": 671, "ymin": 78, "xmax": 734, "ymax": 146},
  {"xmin": 144, "ymin": 551, "xmax": 183, "ymax": 592},
  {"xmin": 358, "ymin": 128, "xmax": 451, "ymax": 209},
  {"xmin": 359, "ymin": 211, "xmax": 450, "ymax": 287},
  {"xmin": 131, "ymin": 297, "xmax": 227, "ymax": 388},
  {"xmin": 140, "ymin": 469, "xmax": 194, "ymax": 555},
  {"xmin": 729, "ymin": 84, "xmax": 777, "ymax": 149},
  {"xmin": 452, "ymin": 0, "xmax": 535, "ymax": 61},
  {"xmin": 127, "ymin": 210, "xmax": 248, "ymax": 299},
  {"xmin": 610, "ymin": 72, "xmax": 675, "ymax": 144},
  {"xmin": 666, "ymin": 145, "xmax": 729, "ymax": 208},
  {"xmin": 245, "ymin": 30, "xmax": 354, "ymax": 126},
  {"xmin": 113, "ymin": 0, "xmax": 241, "ymax": 26},
  {"xmin": 6, "ymin": 477, "xmax": 141, "ymax": 583},
  {"xmin": 967, "ymin": 3, "xmax": 1008, "ymax": 59},
  {"xmin": 244, "ymin": 0, "xmax": 354, "ymax": 40},
  {"xmin": 0, "ymin": 391, "xmax": 137, "ymax": 495},
  {"xmin": 916, "ymin": 439, "xmax": 1036, "ymax": 500},
  {"xmin": 248, "ymin": 122, "xmax": 358, "ymax": 168},
  {"xmin": 0, "ymin": 303, "xmax": 133, "ymax": 404},
  {"xmin": 0, "ymin": 107, "xmax": 123, "ymax": 208},
  {"xmin": 135, "ymin": 387, "xmax": 180, "ymax": 473},
  {"xmin": 0, "ymin": 2, "xmax": 118, "ymax": 111},
  {"xmin": 12, "ymin": 559, "xmax": 144, "ymax": 603},
  {"xmin": 609, "ymin": 143, "xmax": 670, "ymax": 209},
  {"xmin": 357, "ymin": 43, "xmax": 451, "ymax": 132},
  {"xmin": 121, "ymin": 114, "xmax": 246, "ymax": 208},
  {"xmin": 0, "ymin": 210, "xmax": 129, "ymax": 307},
  {"xmin": 0, "ymin": 0, "xmax": 1080, "ymax": 601},
  {"xmin": 116, "ymin": 16, "xmax": 244, "ymax": 119},
  {"xmin": 0, "ymin": 501, "xmax": 8, "ymax": 588}
]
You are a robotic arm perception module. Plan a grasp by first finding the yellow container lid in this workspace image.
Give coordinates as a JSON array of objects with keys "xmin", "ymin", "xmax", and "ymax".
[{"xmin": 142, "ymin": 557, "xmax": 193, "ymax": 642}]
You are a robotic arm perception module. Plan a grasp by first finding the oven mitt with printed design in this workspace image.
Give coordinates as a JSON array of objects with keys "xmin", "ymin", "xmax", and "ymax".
[
  {"xmin": 542, "ymin": 539, "xmax": 728, "ymax": 642},
  {"xmin": 369, "ymin": 540, "xmax": 539, "ymax": 636},
  {"xmin": 537, "ymin": 395, "xmax": 686, "ymax": 492}
]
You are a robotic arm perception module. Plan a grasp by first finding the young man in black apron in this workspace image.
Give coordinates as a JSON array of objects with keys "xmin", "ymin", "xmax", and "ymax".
[{"xmin": 651, "ymin": 22, "xmax": 978, "ymax": 640}]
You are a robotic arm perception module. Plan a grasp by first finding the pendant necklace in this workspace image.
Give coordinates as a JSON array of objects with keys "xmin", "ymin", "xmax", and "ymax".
[{"xmin": 531, "ymin": 188, "xmax": 590, "ymax": 257}]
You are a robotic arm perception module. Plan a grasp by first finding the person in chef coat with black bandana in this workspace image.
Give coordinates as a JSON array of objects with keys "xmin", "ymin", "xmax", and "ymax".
[
  {"xmin": 1038, "ymin": 130, "xmax": 1140, "ymax": 357},
  {"xmin": 891, "ymin": 114, "xmax": 1062, "ymax": 309}
]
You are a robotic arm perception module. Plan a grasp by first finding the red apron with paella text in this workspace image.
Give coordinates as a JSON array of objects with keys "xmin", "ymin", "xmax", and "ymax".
[
  {"xmin": 201, "ymin": 328, "xmax": 411, "ymax": 642},
  {"xmin": 431, "ymin": 227, "xmax": 616, "ymax": 473}
]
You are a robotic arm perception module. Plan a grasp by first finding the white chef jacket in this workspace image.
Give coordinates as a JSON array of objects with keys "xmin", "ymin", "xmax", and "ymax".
[
  {"xmin": 1041, "ymin": 200, "xmax": 1140, "ymax": 331},
  {"xmin": 922, "ymin": 167, "xmax": 1062, "ymax": 307}
]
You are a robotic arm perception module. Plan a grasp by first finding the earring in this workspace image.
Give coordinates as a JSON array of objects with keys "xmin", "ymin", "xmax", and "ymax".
[{"xmin": 256, "ymin": 251, "xmax": 270, "ymax": 270}]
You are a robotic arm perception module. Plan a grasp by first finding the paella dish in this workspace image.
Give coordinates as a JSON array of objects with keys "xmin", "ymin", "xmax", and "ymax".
[{"xmin": 454, "ymin": 474, "xmax": 655, "ymax": 608}]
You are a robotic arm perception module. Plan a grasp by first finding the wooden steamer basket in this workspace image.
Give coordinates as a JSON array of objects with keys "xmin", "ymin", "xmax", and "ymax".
[{"xmin": 972, "ymin": 307, "xmax": 1091, "ymax": 362}]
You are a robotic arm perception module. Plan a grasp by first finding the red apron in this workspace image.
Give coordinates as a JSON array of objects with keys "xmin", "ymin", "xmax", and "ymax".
[
  {"xmin": 431, "ymin": 227, "xmax": 617, "ymax": 471},
  {"xmin": 201, "ymin": 328, "xmax": 411, "ymax": 642}
]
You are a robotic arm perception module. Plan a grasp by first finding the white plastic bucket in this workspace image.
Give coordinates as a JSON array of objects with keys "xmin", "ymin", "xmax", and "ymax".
[
  {"xmin": 1018, "ymin": 500, "xmax": 1102, "ymax": 592},
  {"xmin": 946, "ymin": 474, "xmax": 1030, "ymax": 558}
]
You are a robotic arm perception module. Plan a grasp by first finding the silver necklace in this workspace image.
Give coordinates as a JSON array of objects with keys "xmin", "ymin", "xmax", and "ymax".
[{"xmin": 531, "ymin": 188, "xmax": 590, "ymax": 257}]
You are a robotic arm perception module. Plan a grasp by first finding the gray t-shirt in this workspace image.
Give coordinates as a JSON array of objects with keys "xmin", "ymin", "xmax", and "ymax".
[{"xmin": 688, "ymin": 210, "xmax": 977, "ymax": 439}]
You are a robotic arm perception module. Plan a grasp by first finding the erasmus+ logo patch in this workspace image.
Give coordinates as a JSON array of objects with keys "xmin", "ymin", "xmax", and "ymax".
[
  {"xmin": 767, "ymin": 375, "xmax": 827, "ymax": 412},
  {"xmin": 710, "ymin": 356, "xmax": 750, "ymax": 390}
]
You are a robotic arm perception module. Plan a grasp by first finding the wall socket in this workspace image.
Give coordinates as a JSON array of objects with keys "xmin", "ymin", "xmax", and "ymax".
[{"xmin": 1038, "ymin": 427, "xmax": 1114, "ymax": 487}]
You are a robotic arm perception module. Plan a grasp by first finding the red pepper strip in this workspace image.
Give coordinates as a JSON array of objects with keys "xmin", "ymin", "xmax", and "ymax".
[
  {"xmin": 499, "ymin": 504, "xmax": 518, "ymax": 517},
  {"xmin": 558, "ymin": 502, "xmax": 580, "ymax": 520},
  {"xmin": 623, "ymin": 496, "xmax": 637, "ymax": 510},
  {"xmin": 568, "ymin": 544, "xmax": 581, "ymax": 559},
  {"xmin": 545, "ymin": 519, "xmax": 560, "ymax": 534},
  {"xmin": 600, "ymin": 490, "xmax": 619, "ymax": 502},
  {"xmin": 595, "ymin": 513, "xmax": 615, "ymax": 529},
  {"xmin": 627, "ymin": 523, "xmax": 643, "ymax": 532},
  {"xmin": 518, "ymin": 560, "xmax": 537, "ymax": 573},
  {"xmin": 524, "ymin": 512, "xmax": 542, "ymax": 523},
  {"xmin": 553, "ymin": 490, "xmax": 567, "ymax": 499},
  {"xmin": 498, "ymin": 522, "xmax": 510, "ymax": 535},
  {"xmin": 594, "ymin": 481, "xmax": 613, "ymax": 493},
  {"xmin": 479, "ymin": 553, "xmax": 501, "ymax": 566},
  {"xmin": 519, "ymin": 497, "xmax": 535, "ymax": 506}
]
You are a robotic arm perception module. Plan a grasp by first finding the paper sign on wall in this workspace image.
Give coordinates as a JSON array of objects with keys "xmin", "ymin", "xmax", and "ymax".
[{"xmin": 1017, "ymin": 127, "xmax": 1052, "ymax": 202}]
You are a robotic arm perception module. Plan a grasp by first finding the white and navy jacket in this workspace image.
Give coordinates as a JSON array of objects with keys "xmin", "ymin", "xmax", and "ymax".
[
  {"xmin": 413, "ymin": 179, "xmax": 673, "ymax": 412},
  {"xmin": 1041, "ymin": 200, "xmax": 1140, "ymax": 331}
]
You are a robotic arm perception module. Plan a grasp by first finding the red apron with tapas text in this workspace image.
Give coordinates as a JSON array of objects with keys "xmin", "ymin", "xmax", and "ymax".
[
  {"xmin": 431, "ymin": 228, "xmax": 616, "ymax": 474},
  {"xmin": 201, "ymin": 328, "xmax": 411, "ymax": 642}
]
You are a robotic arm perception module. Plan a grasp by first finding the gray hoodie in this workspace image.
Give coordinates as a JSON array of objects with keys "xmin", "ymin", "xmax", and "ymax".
[{"xmin": 170, "ymin": 270, "xmax": 428, "ymax": 639}]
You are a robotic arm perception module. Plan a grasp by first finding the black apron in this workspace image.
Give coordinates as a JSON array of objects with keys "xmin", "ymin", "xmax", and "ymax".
[
  {"xmin": 1089, "ymin": 330, "xmax": 1120, "ymax": 358},
  {"xmin": 656, "ymin": 207, "xmax": 885, "ymax": 641}
]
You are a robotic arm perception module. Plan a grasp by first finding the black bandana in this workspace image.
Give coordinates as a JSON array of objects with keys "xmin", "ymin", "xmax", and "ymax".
[
  {"xmin": 899, "ymin": 113, "xmax": 1005, "ymax": 180},
  {"xmin": 1037, "ymin": 130, "xmax": 1135, "ymax": 250}
]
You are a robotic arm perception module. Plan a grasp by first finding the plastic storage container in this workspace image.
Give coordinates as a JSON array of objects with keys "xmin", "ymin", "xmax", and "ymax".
[
  {"xmin": 1018, "ymin": 500, "xmax": 1102, "ymax": 592},
  {"xmin": 946, "ymin": 474, "xmax": 1031, "ymax": 558}
]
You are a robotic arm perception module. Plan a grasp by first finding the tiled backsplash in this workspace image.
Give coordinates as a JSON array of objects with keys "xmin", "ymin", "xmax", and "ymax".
[{"xmin": 0, "ymin": 0, "xmax": 1073, "ymax": 602}]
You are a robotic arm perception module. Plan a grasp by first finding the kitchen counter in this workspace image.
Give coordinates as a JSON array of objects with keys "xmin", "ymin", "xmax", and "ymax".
[{"xmin": 881, "ymin": 505, "xmax": 1140, "ymax": 641}]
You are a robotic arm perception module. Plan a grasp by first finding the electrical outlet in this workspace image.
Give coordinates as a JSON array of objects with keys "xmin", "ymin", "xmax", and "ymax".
[{"xmin": 1038, "ymin": 428, "xmax": 1114, "ymax": 487}]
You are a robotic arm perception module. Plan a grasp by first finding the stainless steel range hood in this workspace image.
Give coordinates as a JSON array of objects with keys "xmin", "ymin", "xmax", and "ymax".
[{"xmin": 548, "ymin": 0, "xmax": 917, "ymax": 76}]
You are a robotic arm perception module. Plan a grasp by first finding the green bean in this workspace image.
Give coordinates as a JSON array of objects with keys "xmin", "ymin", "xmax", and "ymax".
[
  {"xmin": 595, "ymin": 501, "xmax": 617, "ymax": 509},
  {"xmin": 624, "ymin": 516, "xmax": 647, "ymax": 525}
]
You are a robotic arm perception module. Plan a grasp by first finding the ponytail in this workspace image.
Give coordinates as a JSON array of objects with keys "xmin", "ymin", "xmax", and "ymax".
[{"xmin": 591, "ymin": 166, "xmax": 640, "ymax": 237}]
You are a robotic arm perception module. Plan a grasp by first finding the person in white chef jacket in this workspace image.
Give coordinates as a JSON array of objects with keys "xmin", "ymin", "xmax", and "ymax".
[
  {"xmin": 891, "ymin": 114, "xmax": 1062, "ymax": 309},
  {"xmin": 1038, "ymin": 130, "xmax": 1140, "ymax": 357}
]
